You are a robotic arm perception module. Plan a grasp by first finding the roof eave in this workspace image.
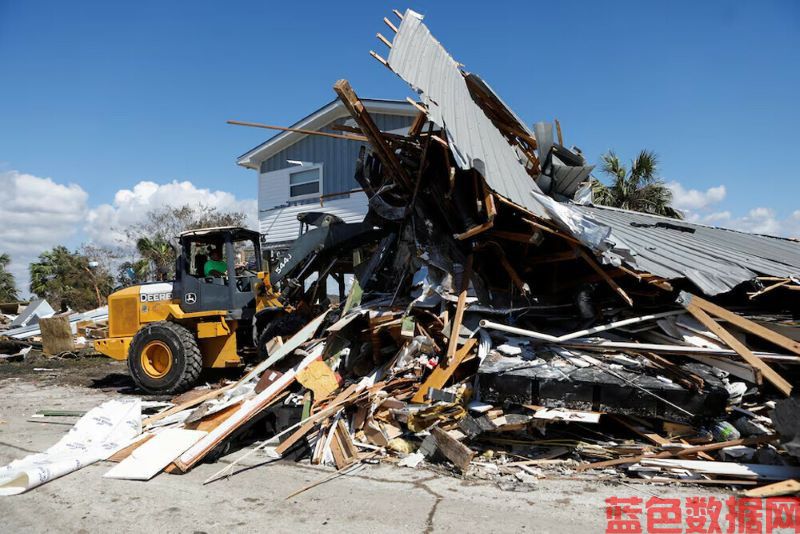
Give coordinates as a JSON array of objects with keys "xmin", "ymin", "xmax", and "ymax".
[{"xmin": 236, "ymin": 99, "xmax": 416, "ymax": 170}]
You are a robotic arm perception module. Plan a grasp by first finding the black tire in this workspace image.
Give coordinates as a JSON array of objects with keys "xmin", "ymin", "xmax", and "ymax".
[
  {"xmin": 256, "ymin": 314, "xmax": 307, "ymax": 359},
  {"xmin": 128, "ymin": 321, "xmax": 202, "ymax": 394}
]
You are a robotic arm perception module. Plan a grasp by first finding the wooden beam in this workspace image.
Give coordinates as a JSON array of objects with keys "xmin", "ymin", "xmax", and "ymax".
[
  {"xmin": 227, "ymin": 120, "xmax": 366, "ymax": 142},
  {"xmin": 446, "ymin": 255, "xmax": 473, "ymax": 363},
  {"xmin": 684, "ymin": 302, "xmax": 792, "ymax": 396},
  {"xmin": 333, "ymin": 80, "xmax": 414, "ymax": 190},
  {"xmin": 683, "ymin": 292, "xmax": 800, "ymax": 356},
  {"xmin": 392, "ymin": 9, "xmax": 403, "ymax": 20},
  {"xmin": 411, "ymin": 338, "xmax": 477, "ymax": 403},
  {"xmin": 573, "ymin": 246, "xmax": 634, "ymax": 307}
]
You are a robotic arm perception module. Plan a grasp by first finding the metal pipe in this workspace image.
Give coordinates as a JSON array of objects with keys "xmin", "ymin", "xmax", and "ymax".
[{"xmin": 479, "ymin": 309, "xmax": 684, "ymax": 344}]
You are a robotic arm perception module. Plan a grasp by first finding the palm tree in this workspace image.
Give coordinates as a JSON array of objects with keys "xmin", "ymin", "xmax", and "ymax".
[
  {"xmin": 591, "ymin": 150, "xmax": 682, "ymax": 219},
  {"xmin": 135, "ymin": 237, "xmax": 175, "ymax": 281},
  {"xmin": 0, "ymin": 253, "xmax": 19, "ymax": 302}
]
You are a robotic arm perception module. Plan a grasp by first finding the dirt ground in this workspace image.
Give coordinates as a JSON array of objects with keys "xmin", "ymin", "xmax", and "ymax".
[{"xmin": 0, "ymin": 355, "xmax": 739, "ymax": 533}]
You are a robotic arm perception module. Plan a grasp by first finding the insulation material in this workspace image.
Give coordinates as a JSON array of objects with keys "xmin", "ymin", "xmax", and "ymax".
[
  {"xmin": 104, "ymin": 428, "xmax": 207, "ymax": 481},
  {"xmin": 0, "ymin": 398, "xmax": 141, "ymax": 495}
]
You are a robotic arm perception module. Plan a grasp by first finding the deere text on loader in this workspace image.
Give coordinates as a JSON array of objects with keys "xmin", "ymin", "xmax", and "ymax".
[{"xmin": 94, "ymin": 217, "xmax": 383, "ymax": 394}]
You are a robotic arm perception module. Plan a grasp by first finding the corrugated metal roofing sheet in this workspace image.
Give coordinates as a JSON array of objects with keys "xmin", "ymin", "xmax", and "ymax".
[
  {"xmin": 387, "ymin": 10, "xmax": 550, "ymax": 220},
  {"xmin": 576, "ymin": 204, "xmax": 800, "ymax": 295},
  {"xmin": 386, "ymin": 10, "xmax": 615, "ymax": 250}
]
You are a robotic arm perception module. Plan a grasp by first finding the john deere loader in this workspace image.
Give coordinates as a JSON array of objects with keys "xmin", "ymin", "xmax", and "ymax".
[{"xmin": 94, "ymin": 215, "xmax": 383, "ymax": 394}]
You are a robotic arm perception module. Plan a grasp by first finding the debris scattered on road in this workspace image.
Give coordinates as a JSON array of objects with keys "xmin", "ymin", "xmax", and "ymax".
[{"xmin": 1, "ymin": 8, "xmax": 799, "ymax": 498}]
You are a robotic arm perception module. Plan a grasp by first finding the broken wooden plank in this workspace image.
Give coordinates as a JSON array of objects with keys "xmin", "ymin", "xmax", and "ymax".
[
  {"xmin": 175, "ymin": 348, "xmax": 322, "ymax": 471},
  {"xmin": 681, "ymin": 292, "xmax": 800, "ymax": 355},
  {"xmin": 412, "ymin": 338, "xmax": 477, "ymax": 404},
  {"xmin": 445, "ymin": 255, "xmax": 473, "ymax": 364},
  {"xmin": 684, "ymin": 301, "xmax": 792, "ymax": 395},
  {"xmin": 105, "ymin": 429, "xmax": 207, "ymax": 481},
  {"xmin": 431, "ymin": 426, "xmax": 474, "ymax": 472},
  {"xmin": 743, "ymin": 479, "xmax": 800, "ymax": 498}
]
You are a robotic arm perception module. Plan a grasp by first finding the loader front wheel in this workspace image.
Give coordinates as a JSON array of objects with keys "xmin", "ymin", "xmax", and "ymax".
[{"xmin": 128, "ymin": 322, "xmax": 202, "ymax": 394}]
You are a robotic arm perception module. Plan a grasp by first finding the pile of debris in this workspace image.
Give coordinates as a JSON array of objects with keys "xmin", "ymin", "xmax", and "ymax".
[
  {"xmin": 2, "ymin": 8, "xmax": 800, "ymax": 498},
  {"xmin": 0, "ymin": 299, "xmax": 109, "ymax": 360}
]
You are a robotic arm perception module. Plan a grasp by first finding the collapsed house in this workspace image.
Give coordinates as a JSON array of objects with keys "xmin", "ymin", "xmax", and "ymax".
[{"xmin": 2, "ymin": 8, "xmax": 800, "ymax": 497}]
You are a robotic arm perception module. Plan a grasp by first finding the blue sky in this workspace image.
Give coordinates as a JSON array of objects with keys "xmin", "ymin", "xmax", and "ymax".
[{"xmin": 1, "ymin": 0, "xmax": 799, "ymax": 289}]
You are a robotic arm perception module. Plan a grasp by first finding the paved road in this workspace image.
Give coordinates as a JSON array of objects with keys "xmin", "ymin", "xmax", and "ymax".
[{"xmin": 0, "ymin": 380, "xmax": 734, "ymax": 533}]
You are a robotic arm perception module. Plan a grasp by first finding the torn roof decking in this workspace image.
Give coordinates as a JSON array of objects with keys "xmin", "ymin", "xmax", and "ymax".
[{"xmin": 578, "ymin": 204, "xmax": 800, "ymax": 295}]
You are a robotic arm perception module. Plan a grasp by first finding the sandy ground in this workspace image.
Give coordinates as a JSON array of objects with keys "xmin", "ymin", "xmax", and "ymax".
[{"xmin": 0, "ymin": 360, "xmax": 738, "ymax": 534}]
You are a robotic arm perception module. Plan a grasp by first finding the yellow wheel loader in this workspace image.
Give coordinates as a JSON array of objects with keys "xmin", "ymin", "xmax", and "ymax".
[{"xmin": 94, "ymin": 216, "xmax": 384, "ymax": 394}]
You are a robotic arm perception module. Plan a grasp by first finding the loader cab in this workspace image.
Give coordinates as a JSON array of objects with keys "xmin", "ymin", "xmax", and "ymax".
[{"xmin": 174, "ymin": 227, "xmax": 262, "ymax": 319}]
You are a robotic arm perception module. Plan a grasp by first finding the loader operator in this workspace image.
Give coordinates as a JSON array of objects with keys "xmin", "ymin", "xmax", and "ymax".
[{"xmin": 204, "ymin": 246, "xmax": 227, "ymax": 277}]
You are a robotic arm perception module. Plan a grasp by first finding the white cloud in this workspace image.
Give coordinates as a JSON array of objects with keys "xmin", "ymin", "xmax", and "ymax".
[
  {"xmin": 0, "ymin": 171, "xmax": 89, "ymax": 295},
  {"xmin": 667, "ymin": 182, "xmax": 726, "ymax": 210},
  {"xmin": 685, "ymin": 207, "xmax": 800, "ymax": 238},
  {"xmin": 1, "ymin": 172, "xmax": 257, "ymax": 298},
  {"xmin": 85, "ymin": 180, "xmax": 257, "ymax": 248},
  {"xmin": 666, "ymin": 181, "xmax": 799, "ymax": 238}
]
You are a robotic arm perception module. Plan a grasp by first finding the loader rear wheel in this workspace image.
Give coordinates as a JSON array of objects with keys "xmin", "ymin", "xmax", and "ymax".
[{"xmin": 128, "ymin": 321, "xmax": 202, "ymax": 394}]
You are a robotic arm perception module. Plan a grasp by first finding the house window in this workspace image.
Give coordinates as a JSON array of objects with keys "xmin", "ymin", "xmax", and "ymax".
[{"xmin": 289, "ymin": 167, "xmax": 321, "ymax": 198}]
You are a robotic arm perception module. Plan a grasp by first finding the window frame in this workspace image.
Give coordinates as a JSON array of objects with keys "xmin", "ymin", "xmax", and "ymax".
[{"xmin": 288, "ymin": 164, "xmax": 323, "ymax": 201}]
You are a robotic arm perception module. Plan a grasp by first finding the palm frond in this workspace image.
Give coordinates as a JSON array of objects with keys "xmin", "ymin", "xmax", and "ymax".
[{"xmin": 629, "ymin": 149, "xmax": 659, "ymax": 185}]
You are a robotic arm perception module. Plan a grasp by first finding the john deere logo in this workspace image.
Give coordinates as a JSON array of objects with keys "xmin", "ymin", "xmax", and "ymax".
[{"xmin": 184, "ymin": 293, "xmax": 197, "ymax": 304}]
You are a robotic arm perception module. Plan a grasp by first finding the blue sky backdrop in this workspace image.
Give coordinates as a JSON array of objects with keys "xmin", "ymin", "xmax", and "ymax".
[{"xmin": 1, "ymin": 0, "xmax": 799, "ymax": 290}]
